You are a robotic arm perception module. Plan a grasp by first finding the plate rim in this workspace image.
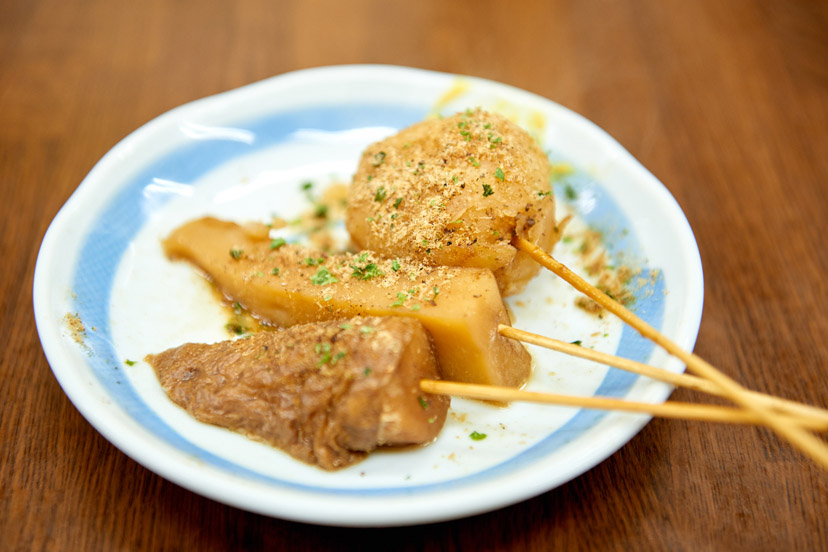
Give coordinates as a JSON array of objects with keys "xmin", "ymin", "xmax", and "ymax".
[{"xmin": 33, "ymin": 64, "xmax": 704, "ymax": 526}]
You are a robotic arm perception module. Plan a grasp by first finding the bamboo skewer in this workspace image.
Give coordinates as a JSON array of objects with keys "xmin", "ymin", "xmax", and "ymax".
[
  {"xmin": 420, "ymin": 380, "xmax": 828, "ymax": 431},
  {"xmin": 500, "ymin": 325, "xmax": 717, "ymax": 392},
  {"xmin": 512, "ymin": 235, "xmax": 828, "ymax": 469},
  {"xmin": 498, "ymin": 325, "xmax": 828, "ymax": 427}
]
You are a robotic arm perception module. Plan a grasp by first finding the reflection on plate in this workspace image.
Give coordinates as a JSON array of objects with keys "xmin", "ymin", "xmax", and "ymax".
[{"xmin": 33, "ymin": 65, "xmax": 703, "ymax": 526}]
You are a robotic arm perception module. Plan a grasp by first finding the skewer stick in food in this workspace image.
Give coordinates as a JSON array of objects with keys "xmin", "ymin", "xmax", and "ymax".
[
  {"xmin": 342, "ymin": 107, "xmax": 827, "ymax": 464},
  {"xmin": 346, "ymin": 108, "xmax": 563, "ymax": 297},
  {"xmin": 420, "ymin": 380, "xmax": 828, "ymax": 431},
  {"xmin": 164, "ymin": 217, "xmax": 531, "ymax": 389},
  {"xmin": 512, "ymin": 235, "xmax": 828, "ymax": 469},
  {"xmin": 499, "ymin": 325, "xmax": 828, "ymax": 427}
]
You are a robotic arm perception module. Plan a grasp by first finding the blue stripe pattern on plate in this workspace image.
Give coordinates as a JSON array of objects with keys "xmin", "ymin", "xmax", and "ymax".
[{"xmin": 72, "ymin": 103, "xmax": 663, "ymax": 495}]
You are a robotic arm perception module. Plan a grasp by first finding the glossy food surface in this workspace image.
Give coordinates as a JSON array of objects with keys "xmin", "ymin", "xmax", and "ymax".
[
  {"xmin": 346, "ymin": 109, "xmax": 560, "ymax": 296},
  {"xmin": 147, "ymin": 317, "xmax": 449, "ymax": 470},
  {"xmin": 164, "ymin": 216, "xmax": 532, "ymax": 388}
]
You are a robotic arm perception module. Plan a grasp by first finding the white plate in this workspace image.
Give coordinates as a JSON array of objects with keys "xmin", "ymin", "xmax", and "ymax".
[{"xmin": 33, "ymin": 65, "xmax": 703, "ymax": 527}]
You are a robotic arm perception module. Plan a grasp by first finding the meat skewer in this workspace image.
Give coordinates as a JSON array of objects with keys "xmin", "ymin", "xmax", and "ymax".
[{"xmin": 146, "ymin": 316, "xmax": 449, "ymax": 471}]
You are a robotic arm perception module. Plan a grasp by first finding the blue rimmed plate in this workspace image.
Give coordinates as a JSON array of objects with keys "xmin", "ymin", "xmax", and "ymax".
[{"xmin": 33, "ymin": 65, "xmax": 703, "ymax": 526}]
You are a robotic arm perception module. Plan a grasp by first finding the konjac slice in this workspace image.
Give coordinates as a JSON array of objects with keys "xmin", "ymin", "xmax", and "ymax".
[
  {"xmin": 146, "ymin": 317, "xmax": 449, "ymax": 470},
  {"xmin": 164, "ymin": 216, "xmax": 531, "ymax": 388}
]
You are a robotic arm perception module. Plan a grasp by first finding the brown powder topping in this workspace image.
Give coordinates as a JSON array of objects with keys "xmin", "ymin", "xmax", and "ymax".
[
  {"xmin": 63, "ymin": 312, "xmax": 87, "ymax": 345},
  {"xmin": 568, "ymin": 228, "xmax": 637, "ymax": 317},
  {"xmin": 345, "ymin": 108, "xmax": 560, "ymax": 295}
]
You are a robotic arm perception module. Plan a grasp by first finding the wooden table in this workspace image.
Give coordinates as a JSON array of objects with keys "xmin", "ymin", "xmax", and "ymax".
[{"xmin": 3, "ymin": 0, "xmax": 827, "ymax": 549}]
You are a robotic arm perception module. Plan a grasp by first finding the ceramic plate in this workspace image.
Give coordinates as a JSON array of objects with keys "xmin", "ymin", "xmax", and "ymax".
[{"xmin": 33, "ymin": 65, "xmax": 703, "ymax": 526}]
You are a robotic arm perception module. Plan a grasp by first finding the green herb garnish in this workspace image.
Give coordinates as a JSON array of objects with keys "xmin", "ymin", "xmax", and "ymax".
[
  {"xmin": 270, "ymin": 237, "xmax": 287, "ymax": 249},
  {"xmin": 310, "ymin": 267, "xmax": 338, "ymax": 286},
  {"xmin": 482, "ymin": 183, "xmax": 494, "ymax": 197},
  {"xmin": 470, "ymin": 431, "xmax": 487, "ymax": 441},
  {"xmin": 495, "ymin": 167, "xmax": 505, "ymax": 181},
  {"xmin": 351, "ymin": 256, "xmax": 384, "ymax": 280},
  {"xmin": 230, "ymin": 249, "xmax": 243, "ymax": 259},
  {"xmin": 372, "ymin": 151, "xmax": 386, "ymax": 167},
  {"xmin": 315, "ymin": 342, "xmax": 332, "ymax": 366},
  {"xmin": 391, "ymin": 292, "xmax": 407, "ymax": 307},
  {"xmin": 301, "ymin": 181, "xmax": 314, "ymax": 201},
  {"xmin": 226, "ymin": 323, "xmax": 246, "ymax": 335},
  {"xmin": 374, "ymin": 186, "xmax": 387, "ymax": 202}
]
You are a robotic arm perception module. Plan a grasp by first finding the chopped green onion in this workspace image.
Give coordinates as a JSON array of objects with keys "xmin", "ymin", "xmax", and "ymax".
[{"xmin": 310, "ymin": 267, "xmax": 338, "ymax": 286}]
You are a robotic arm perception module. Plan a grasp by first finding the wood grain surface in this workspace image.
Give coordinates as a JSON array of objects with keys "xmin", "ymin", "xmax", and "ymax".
[{"xmin": 3, "ymin": 0, "xmax": 827, "ymax": 549}]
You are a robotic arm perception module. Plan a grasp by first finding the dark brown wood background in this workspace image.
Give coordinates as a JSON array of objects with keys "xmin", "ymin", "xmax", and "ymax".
[{"xmin": 2, "ymin": 0, "xmax": 827, "ymax": 549}]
